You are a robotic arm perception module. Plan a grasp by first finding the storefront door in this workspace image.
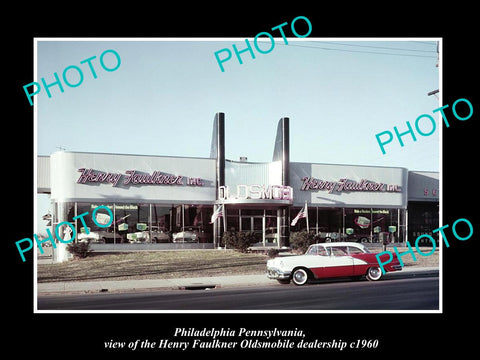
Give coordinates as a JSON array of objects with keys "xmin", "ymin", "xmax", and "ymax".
[
  {"xmin": 219, "ymin": 207, "xmax": 282, "ymax": 247},
  {"xmin": 239, "ymin": 212, "xmax": 279, "ymax": 246},
  {"xmin": 240, "ymin": 215, "xmax": 264, "ymax": 244}
]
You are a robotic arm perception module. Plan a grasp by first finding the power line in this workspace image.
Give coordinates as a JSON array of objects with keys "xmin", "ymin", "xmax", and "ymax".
[
  {"xmin": 318, "ymin": 41, "xmax": 436, "ymax": 53},
  {"xmin": 275, "ymin": 42, "xmax": 437, "ymax": 58},
  {"xmin": 408, "ymin": 41, "xmax": 437, "ymax": 46}
]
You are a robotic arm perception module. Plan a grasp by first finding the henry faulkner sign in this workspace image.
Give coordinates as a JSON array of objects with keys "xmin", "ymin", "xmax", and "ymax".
[
  {"xmin": 76, "ymin": 168, "xmax": 205, "ymax": 187},
  {"xmin": 300, "ymin": 177, "xmax": 402, "ymax": 193}
]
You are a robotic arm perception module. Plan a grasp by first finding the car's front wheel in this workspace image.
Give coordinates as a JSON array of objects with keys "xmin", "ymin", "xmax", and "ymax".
[
  {"xmin": 292, "ymin": 268, "xmax": 310, "ymax": 286},
  {"xmin": 366, "ymin": 266, "xmax": 382, "ymax": 281}
]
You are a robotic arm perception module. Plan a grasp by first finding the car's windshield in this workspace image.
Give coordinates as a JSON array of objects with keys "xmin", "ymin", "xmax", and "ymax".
[{"xmin": 306, "ymin": 246, "xmax": 316, "ymax": 255}]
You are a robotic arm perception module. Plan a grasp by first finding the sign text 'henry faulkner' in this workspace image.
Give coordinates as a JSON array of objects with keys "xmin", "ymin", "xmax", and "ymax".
[
  {"xmin": 76, "ymin": 168, "xmax": 204, "ymax": 187},
  {"xmin": 301, "ymin": 177, "xmax": 402, "ymax": 193}
]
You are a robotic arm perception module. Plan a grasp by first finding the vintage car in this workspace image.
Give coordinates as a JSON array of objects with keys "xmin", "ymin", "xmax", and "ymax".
[
  {"xmin": 173, "ymin": 227, "xmax": 211, "ymax": 243},
  {"xmin": 150, "ymin": 228, "xmax": 171, "ymax": 243},
  {"xmin": 266, "ymin": 242, "xmax": 402, "ymax": 285},
  {"xmin": 127, "ymin": 227, "xmax": 171, "ymax": 243},
  {"xmin": 172, "ymin": 228, "xmax": 200, "ymax": 243},
  {"xmin": 77, "ymin": 229, "xmax": 122, "ymax": 244}
]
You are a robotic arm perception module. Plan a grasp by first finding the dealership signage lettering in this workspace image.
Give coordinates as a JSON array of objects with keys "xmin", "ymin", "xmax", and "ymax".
[
  {"xmin": 301, "ymin": 177, "xmax": 401, "ymax": 193},
  {"xmin": 354, "ymin": 209, "xmax": 390, "ymax": 214},
  {"xmin": 76, "ymin": 168, "xmax": 204, "ymax": 187},
  {"xmin": 219, "ymin": 185, "xmax": 293, "ymax": 201},
  {"xmin": 424, "ymin": 188, "xmax": 438, "ymax": 197}
]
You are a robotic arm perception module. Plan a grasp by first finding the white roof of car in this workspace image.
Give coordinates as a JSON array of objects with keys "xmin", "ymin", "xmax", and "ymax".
[{"xmin": 312, "ymin": 242, "xmax": 364, "ymax": 248}]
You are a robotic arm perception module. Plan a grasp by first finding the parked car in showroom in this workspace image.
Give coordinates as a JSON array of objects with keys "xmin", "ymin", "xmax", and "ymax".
[
  {"xmin": 266, "ymin": 242, "xmax": 402, "ymax": 286},
  {"xmin": 150, "ymin": 227, "xmax": 171, "ymax": 243},
  {"xmin": 172, "ymin": 227, "xmax": 200, "ymax": 243},
  {"xmin": 77, "ymin": 229, "xmax": 122, "ymax": 244},
  {"xmin": 127, "ymin": 227, "xmax": 171, "ymax": 243},
  {"xmin": 317, "ymin": 231, "xmax": 346, "ymax": 242},
  {"xmin": 173, "ymin": 227, "xmax": 211, "ymax": 243}
]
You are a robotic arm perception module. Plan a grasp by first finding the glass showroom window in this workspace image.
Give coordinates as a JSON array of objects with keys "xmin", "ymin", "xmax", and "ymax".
[
  {"xmin": 408, "ymin": 202, "xmax": 439, "ymax": 245},
  {"xmin": 115, "ymin": 204, "xmax": 149, "ymax": 244},
  {"xmin": 317, "ymin": 208, "xmax": 343, "ymax": 234},
  {"xmin": 290, "ymin": 207, "xmax": 342, "ymax": 236},
  {"xmin": 75, "ymin": 203, "xmax": 117, "ymax": 244},
  {"xmin": 182, "ymin": 204, "xmax": 214, "ymax": 243},
  {"xmin": 316, "ymin": 207, "xmax": 343, "ymax": 242},
  {"xmin": 264, "ymin": 209, "xmax": 278, "ymax": 245},
  {"xmin": 151, "ymin": 205, "xmax": 173, "ymax": 243},
  {"xmin": 344, "ymin": 208, "xmax": 400, "ymax": 243},
  {"xmin": 51, "ymin": 201, "xmax": 75, "ymax": 243}
]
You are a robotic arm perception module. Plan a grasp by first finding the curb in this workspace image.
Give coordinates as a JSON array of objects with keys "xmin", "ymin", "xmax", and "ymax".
[
  {"xmin": 37, "ymin": 274, "xmax": 272, "ymax": 296},
  {"xmin": 385, "ymin": 266, "xmax": 439, "ymax": 278},
  {"xmin": 37, "ymin": 267, "xmax": 439, "ymax": 296}
]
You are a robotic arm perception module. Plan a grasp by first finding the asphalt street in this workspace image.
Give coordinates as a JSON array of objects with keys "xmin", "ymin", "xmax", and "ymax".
[{"xmin": 37, "ymin": 273, "xmax": 439, "ymax": 311}]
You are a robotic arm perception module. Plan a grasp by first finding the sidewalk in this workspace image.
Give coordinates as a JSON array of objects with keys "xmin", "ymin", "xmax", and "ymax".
[{"xmin": 37, "ymin": 266, "xmax": 439, "ymax": 296}]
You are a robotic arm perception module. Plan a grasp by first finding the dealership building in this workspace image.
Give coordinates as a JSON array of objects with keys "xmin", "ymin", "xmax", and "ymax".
[{"xmin": 37, "ymin": 113, "xmax": 439, "ymax": 261}]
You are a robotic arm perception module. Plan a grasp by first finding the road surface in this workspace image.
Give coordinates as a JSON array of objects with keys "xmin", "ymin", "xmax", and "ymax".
[{"xmin": 37, "ymin": 274, "xmax": 439, "ymax": 311}]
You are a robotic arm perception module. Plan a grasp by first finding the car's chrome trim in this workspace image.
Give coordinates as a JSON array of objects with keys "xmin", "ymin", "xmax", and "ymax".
[{"xmin": 266, "ymin": 268, "xmax": 291, "ymax": 280}]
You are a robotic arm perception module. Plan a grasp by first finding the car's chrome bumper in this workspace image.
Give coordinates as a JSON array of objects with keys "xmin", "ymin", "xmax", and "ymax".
[
  {"xmin": 391, "ymin": 265, "xmax": 403, "ymax": 271},
  {"xmin": 266, "ymin": 267, "xmax": 291, "ymax": 280}
]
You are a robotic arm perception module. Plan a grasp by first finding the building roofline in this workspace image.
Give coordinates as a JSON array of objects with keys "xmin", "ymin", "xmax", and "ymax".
[{"xmin": 46, "ymin": 150, "xmax": 213, "ymax": 161}]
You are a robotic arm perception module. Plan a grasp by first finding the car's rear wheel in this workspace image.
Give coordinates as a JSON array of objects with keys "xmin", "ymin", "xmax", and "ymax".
[
  {"xmin": 366, "ymin": 266, "xmax": 382, "ymax": 281},
  {"xmin": 292, "ymin": 268, "xmax": 310, "ymax": 286}
]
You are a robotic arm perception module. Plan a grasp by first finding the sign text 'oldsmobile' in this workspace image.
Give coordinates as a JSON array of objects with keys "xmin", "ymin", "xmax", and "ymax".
[{"xmin": 219, "ymin": 185, "xmax": 293, "ymax": 201}]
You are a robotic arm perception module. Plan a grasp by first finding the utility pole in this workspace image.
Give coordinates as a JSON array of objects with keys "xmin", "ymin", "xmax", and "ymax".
[
  {"xmin": 428, "ymin": 41, "xmax": 440, "ymax": 99},
  {"xmin": 428, "ymin": 89, "xmax": 439, "ymax": 99}
]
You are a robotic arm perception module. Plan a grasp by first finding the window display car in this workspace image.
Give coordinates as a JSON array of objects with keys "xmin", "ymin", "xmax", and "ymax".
[
  {"xmin": 150, "ymin": 227, "xmax": 171, "ymax": 243},
  {"xmin": 298, "ymin": 227, "xmax": 347, "ymax": 242},
  {"xmin": 127, "ymin": 231, "xmax": 147, "ymax": 243},
  {"xmin": 127, "ymin": 227, "xmax": 171, "ymax": 243},
  {"xmin": 266, "ymin": 242, "xmax": 402, "ymax": 285},
  {"xmin": 265, "ymin": 227, "xmax": 279, "ymax": 244},
  {"xmin": 172, "ymin": 228, "xmax": 200, "ymax": 243},
  {"xmin": 77, "ymin": 229, "xmax": 123, "ymax": 244},
  {"xmin": 317, "ymin": 231, "xmax": 347, "ymax": 242},
  {"xmin": 172, "ymin": 227, "xmax": 211, "ymax": 243}
]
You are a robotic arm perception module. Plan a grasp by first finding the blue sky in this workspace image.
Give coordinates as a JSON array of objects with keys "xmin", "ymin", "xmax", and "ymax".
[
  {"xmin": 35, "ymin": 38, "xmax": 440, "ymax": 233},
  {"xmin": 36, "ymin": 38, "xmax": 440, "ymax": 170}
]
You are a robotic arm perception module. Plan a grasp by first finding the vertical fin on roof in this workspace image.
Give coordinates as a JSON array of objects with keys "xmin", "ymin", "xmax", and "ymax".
[
  {"xmin": 210, "ymin": 112, "xmax": 225, "ymax": 188},
  {"xmin": 272, "ymin": 117, "xmax": 290, "ymax": 186},
  {"xmin": 273, "ymin": 117, "xmax": 291, "ymax": 248}
]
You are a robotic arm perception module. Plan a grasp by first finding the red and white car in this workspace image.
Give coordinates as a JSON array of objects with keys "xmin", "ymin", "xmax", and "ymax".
[{"xmin": 266, "ymin": 242, "xmax": 402, "ymax": 286}]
